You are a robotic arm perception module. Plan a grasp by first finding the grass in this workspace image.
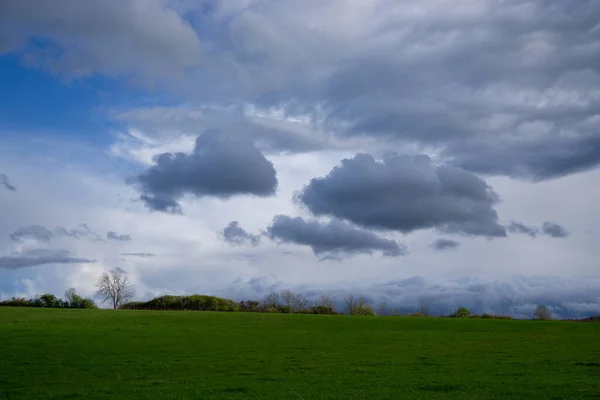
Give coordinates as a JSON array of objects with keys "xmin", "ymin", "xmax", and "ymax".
[{"xmin": 1, "ymin": 308, "xmax": 599, "ymax": 399}]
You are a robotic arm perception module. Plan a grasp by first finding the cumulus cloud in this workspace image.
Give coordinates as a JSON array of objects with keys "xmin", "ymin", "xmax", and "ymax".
[
  {"xmin": 266, "ymin": 215, "xmax": 406, "ymax": 259},
  {"xmin": 121, "ymin": 252, "xmax": 156, "ymax": 258},
  {"xmin": 1, "ymin": 173, "xmax": 16, "ymax": 191},
  {"xmin": 0, "ymin": 249, "xmax": 96, "ymax": 269},
  {"xmin": 130, "ymin": 130, "xmax": 278, "ymax": 213},
  {"xmin": 542, "ymin": 222, "xmax": 569, "ymax": 238},
  {"xmin": 106, "ymin": 231, "xmax": 132, "ymax": 242},
  {"xmin": 506, "ymin": 221, "xmax": 540, "ymax": 238},
  {"xmin": 297, "ymin": 153, "xmax": 506, "ymax": 237},
  {"xmin": 221, "ymin": 221, "xmax": 261, "ymax": 247},
  {"xmin": 0, "ymin": 0, "xmax": 202, "ymax": 82},
  {"xmin": 431, "ymin": 239, "xmax": 460, "ymax": 251}
]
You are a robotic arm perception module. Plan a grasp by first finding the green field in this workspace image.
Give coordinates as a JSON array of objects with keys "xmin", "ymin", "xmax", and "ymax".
[{"xmin": 1, "ymin": 308, "xmax": 599, "ymax": 399}]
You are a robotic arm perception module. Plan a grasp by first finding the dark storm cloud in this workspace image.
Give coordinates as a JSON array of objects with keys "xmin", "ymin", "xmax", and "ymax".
[
  {"xmin": 5, "ymin": 1, "xmax": 600, "ymax": 180},
  {"xmin": 1, "ymin": 173, "xmax": 16, "ymax": 191},
  {"xmin": 431, "ymin": 239, "xmax": 460, "ymax": 251},
  {"xmin": 297, "ymin": 153, "xmax": 506, "ymax": 237},
  {"xmin": 221, "ymin": 221, "xmax": 261, "ymax": 247},
  {"xmin": 10, "ymin": 225, "xmax": 54, "ymax": 242},
  {"xmin": 121, "ymin": 252, "xmax": 156, "ymax": 258},
  {"xmin": 106, "ymin": 231, "xmax": 132, "ymax": 242},
  {"xmin": 542, "ymin": 222, "xmax": 569, "ymax": 238},
  {"xmin": 266, "ymin": 215, "xmax": 406, "ymax": 259},
  {"xmin": 0, "ymin": 249, "xmax": 96, "ymax": 269},
  {"xmin": 506, "ymin": 221, "xmax": 540, "ymax": 238},
  {"xmin": 130, "ymin": 130, "xmax": 278, "ymax": 213}
]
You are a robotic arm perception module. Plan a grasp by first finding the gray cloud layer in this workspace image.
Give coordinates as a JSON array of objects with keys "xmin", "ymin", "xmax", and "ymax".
[
  {"xmin": 431, "ymin": 239, "xmax": 460, "ymax": 251},
  {"xmin": 221, "ymin": 221, "xmax": 261, "ymax": 247},
  {"xmin": 298, "ymin": 153, "xmax": 506, "ymax": 237},
  {"xmin": 0, "ymin": 0, "xmax": 202, "ymax": 81},
  {"xmin": 266, "ymin": 215, "xmax": 406, "ymax": 259},
  {"xmin": 1, "ymin": 173, "xmax": 16, "ymax": 191},
  {"xmin": 5, "ymin": 2, "xmax": 600, "ymax": 181},
  {"xmin": 130, "ymin": 130, "xmax": 278, "ymax": 213},
  {"xmin": 0, "ymin": 249, "xmax": 96, "ymax": 269}
]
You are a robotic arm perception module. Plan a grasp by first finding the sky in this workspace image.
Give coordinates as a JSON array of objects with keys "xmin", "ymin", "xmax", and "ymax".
[{"xmin": 1, "ymin": 0, "xmax": 599, "ymax": 318}]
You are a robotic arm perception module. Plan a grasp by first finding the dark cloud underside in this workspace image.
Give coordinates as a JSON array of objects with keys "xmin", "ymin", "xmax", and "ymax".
[
  {"xmin": 266, "ymin": 215, "xmax": 406, "ymax": 259},
  {"xmin": 130, "ymin": 130, "xmax": 278, "ymax": 213},
  {"xmin": 297, "ymin": 153, "xmax": 506, "ymax": 237}
]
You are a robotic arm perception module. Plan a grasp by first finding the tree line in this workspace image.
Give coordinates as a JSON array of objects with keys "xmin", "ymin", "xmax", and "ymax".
[
  {"xmin": 0, "ymin": 288, "xmax": 96, "ymax": 309},
  {"xmin": 0, "ymin": 269, "xmax": 574, "ymax": 320}
]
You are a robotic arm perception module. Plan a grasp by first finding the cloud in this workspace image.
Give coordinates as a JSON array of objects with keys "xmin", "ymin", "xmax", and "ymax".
[
  {"xmin": 506, "ymin": 221, "xmax": 540, "ymax": 238},
  {"xmin": 130, "ymin": 130, "xmax": 278, "ymax": 213},
  {"xmin": 542, "ymin": 222, "xmax": 569, "ymax": 238},
  {"xmin": 121, "ymin": 252, "xmax": 156, "ymax": 258},
  {"xmin": 1, "ymin": 173, "xmax": 16, "ymax": 191},
  {"xmin": 0, "ymin": 0, "xmax": 202, "ymax": 82},
  {"xmin": 0, "ymin": 249, "xmax": 96, "ymax": 270},
  {"xmin": 106, "ymin": 231, "xmax": 132, "ymax": 242},
  {"xmin": 266, "ymin": 215, "xmax": 406, "ymax": 259},
  {"xmin": 297, "ymin": 153, "xmax": 506, "ymax": 237},
  {"xmin": 9, "ymin": 225, "xmax": 54, "ymax": 242},
  {"xmin": 431, "ymin": 239, "xmax": 460, "ymax": 251},
  {"xmin": 9, "ymin": 224, "xmax": 124, "ymax": 243},
  {"xmin": 221, "ymin": 221, "xmax": 261, "ymax": 247}
]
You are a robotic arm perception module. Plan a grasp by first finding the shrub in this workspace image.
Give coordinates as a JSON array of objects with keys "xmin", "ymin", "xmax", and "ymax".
[
  {"xmin": 451, "ymin": 307, "xmax": 471, "ymax": 318},
  {"xmin": 353, "ymin": 305, "xmax": 377, "ymax": 316}
]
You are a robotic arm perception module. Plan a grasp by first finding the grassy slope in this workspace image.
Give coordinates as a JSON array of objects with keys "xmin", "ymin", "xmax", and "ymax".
[{"xmin": 0, "ymin": 308, "xmax": 599, "ymax": 400}]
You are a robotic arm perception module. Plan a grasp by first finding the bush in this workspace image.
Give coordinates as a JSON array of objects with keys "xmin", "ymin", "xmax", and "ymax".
[
  {"xmin": 353, "ymin": 305, "xmax": 377, "ymax": 316},
  {"xmin": 451, "ymin": 307, "xmax": 471, "ymax": 318}
]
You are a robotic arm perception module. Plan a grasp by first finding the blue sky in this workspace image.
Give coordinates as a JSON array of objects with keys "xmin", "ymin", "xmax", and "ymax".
[{"xmin": 1, "ymin": 0, "xmax": 599, "ymax": 317}]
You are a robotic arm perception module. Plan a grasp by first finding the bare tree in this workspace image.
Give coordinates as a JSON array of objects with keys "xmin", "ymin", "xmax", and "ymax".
[
  {"xmin": 417, "ymin": 304, "xmax": 429, "ymax": 316},
  {"xmin": 293, "ymin": 294, "xmax": 309, "ymax": 312},
  {"xmin": 96, "ymin": 268, "xmax": 134, "ymax": 309},
  {"xmin": 318, "ymin": 294, "xmax": 334, "ymax": 313},
  {"xmin": 262, "ymin": 291, "xmax": 280, "ymax": 309},
  {"xmin": 533, "ymin": 304, "xmax": 552, "ymax": 320},
  {"xmin": 344, "ymin": 295, "xmax": 356, "ymax": 315},
  {"xmin": 378, "ymin": 302, "xmax": 387, "ymax": 316},
  {"xmin": 280, "ymin": 289, "xmax": 296, "ymax": 310}
]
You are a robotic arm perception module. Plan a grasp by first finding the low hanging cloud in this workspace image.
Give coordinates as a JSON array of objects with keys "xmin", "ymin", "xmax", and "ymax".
[
  {"xmin": 297, "ymin": 153, "xmax": 506, "ymax": 238},
  {"xmin": 431, "ymin": 239, "xmax": 460, "ymax": 251},
  {"xmin": 121, "ymin": 252, "xmax": 156, "ymax": 258},
  {"xmin": 130, "ymin": 130, "xmax": 278, "ymax": 213},
  {"xmin": 506, "ymin": 221, "xmax": 540, "ymax": 238},
  {"xmin": 221, "ymin": 221, "xmax": 261, "ymax": 247},
  {"xmin": 0, "ymin": 249, "xmax": 96, "ymax": 269},
  {"xmin": 106, "ymin": 231, "xmax": 132, "ymax": 242},
  {"xmin": 266, "ymin": 215, "xmax": 406, "ymax": 260},
  {"xmin": 542, "ymin": 222, "xmax": 569, "ymax": 238},
  {"xmin": 1, "ymin": 173, "xmax": 16, "ymax": 191}
]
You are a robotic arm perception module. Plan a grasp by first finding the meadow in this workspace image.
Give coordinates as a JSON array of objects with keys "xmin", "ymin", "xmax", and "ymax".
[{"xmin": 0, "ymin": 308, "xmax": 599, "ymax": 400}]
